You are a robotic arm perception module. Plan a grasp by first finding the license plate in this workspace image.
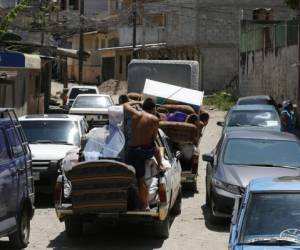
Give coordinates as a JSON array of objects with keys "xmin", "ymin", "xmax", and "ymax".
[{"xmin": 33, "ymin": 172, "xmax": 40, "ymax": 181}]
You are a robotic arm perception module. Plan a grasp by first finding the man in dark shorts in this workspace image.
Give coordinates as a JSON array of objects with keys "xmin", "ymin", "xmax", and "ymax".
[{"xmin": 124, "ymin": 98, "xmax": 164, "ymax": 210}]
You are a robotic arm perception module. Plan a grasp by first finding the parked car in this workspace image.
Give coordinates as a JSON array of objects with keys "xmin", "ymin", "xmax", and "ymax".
[
  {"xmin": 202, "ymin": 130, "xmax": 300, "ymax": 223},
  {"xmin": 217, "ymin": 104, "xmax": 282, "ymax": 134},
  {"xmin": 0, "ymin": 109, "xmax": 34, "ymax": 249},
  {"xmin": 229, "ymin": 176, "xmax": 300, "ymax": 249},
  {"xmin": 54, "ymin": 129, "xmax": 182, "ymax": 239},
  {"xmin": 69, "ymin": 94, "xmax": 114, "ymax": 128},
  {"xmin": 237, "ymin": 95, "xmax": 278, "ymax": 107},
  {"xmin": 65, "ymin": 85, "xmax": 99, "ymax": 108},
  {"xmin": 19, "ymin": 114, "xmax": 88, "ymax": 194}
]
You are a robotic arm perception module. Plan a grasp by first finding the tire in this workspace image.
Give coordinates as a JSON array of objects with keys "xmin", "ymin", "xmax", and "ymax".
[
  {"xmin": 9, "ymin": 206, "xmax": 30, "ymax": 249},
  {"xmin": 208, "ymin": 193, "xmax": 223, "ymax": 225},
  {"xmin": 154, "ymin": 216, "xmax": 170, "ymax": 239},
  {"xmin": 171, "ymin": 189, "xmax": 182, "ymax": 215},
  {"xmin": 65, "ymin": 218, "xmax": 83, "ymax": 238}
]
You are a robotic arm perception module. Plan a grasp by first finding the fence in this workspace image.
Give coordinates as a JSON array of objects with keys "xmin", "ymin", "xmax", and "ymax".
[{"xmin": 240, "ymin": 20, "xmax": 298, "ymax": 53}]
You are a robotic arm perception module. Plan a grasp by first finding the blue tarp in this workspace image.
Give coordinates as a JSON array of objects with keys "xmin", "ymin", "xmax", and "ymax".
[{"xmin": 0, "ymin": 51, "xmax": 41, "ymax": 69}]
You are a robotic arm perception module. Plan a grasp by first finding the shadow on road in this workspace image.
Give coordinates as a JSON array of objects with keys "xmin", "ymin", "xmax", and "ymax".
[
  {"xmin": 48, "ymin": 217, "xmax": 177, "ymax": 250},
  {"xmin": 201, "ymin": 205, "xmax": 230, "ymax": 233},
  {"xmin": 34, "ymin": 193, "xmax": 54, "ymax": 209}
]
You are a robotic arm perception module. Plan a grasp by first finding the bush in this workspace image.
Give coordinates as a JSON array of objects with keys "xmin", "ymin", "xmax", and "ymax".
[{"xmin": 203, "ymin": 91, "xmax": 235, "ymax": 111}]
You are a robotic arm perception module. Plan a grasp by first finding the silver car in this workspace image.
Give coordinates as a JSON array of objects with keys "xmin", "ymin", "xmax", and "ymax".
[{"xmin": 202, "ymin": 130, "xmax": 300, "ymax": 223}]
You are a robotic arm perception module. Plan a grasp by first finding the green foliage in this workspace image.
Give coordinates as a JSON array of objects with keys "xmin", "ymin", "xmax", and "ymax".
[
  {"xmin": 0, "ymin": 0, "xmax": 28, "ymax": 32},
  {"xmin": 285, "ymin": 0, "xmax": 299, "ymax": 9},
  {"xmin": 203, "ymin": 91, "xmax": 235, "ymax": 111}
]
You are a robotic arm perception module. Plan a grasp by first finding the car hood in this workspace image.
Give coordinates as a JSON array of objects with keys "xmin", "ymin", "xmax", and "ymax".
[
  {"xmin": 234, "ymin": 246, "xmax": 300, "ymax": 250},
  {"xmin": 224, "ymin": 126, "xmax": 281, "ymax": 133},
  {"xmin": 216, "ymin": 164, "xmax": 300, "ymax": 188},
  {"xmin": 69, "ymin": 108, "xmax": 108, "ymax": 114},
  {"xmin": 30, "ymin": 144, "xmax": 79, "ymax": 161}
]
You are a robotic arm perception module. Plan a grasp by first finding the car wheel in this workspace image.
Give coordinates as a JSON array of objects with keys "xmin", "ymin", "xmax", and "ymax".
[
  {"xmin": 9, "ymin": 206, "xmax": 30, "ymax": 249},
  {"xmin": 208, "ymin": 192, "xmax": 223, "ymax": 225},
  {"xmin": 171, "ymin": 188, "xmax": 182, "ymax": 215},
  {"xmin": 205, "ymin": 183, "xmax": 211, "ymax": 207},
  {"xmin": 154, "ymin": 216, "xmax": 170, "ymax": 239},
  {"xmin": 65, "ymin": 218, "xmax": 83, "ymax": 238}
]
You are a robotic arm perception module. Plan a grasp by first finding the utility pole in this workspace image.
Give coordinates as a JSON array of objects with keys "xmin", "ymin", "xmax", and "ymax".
[
  {"xmin": 132, "ymin": 0, "xmax": 138, "ymax": 59},
  {"xmin": 78, "ymin": 0, "xmax": 84, "ymax": 85}
]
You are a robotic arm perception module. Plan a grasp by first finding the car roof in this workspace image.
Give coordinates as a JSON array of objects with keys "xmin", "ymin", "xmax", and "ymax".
[
  {"xmin": 69, "ymin": 85, "xmax": 98, "ymax": 89},
  {"xmin": 238, "ymin": 95, "xmax": 271, "ymax": 102},
  {"xmin": 75, "ymin": 94, "xmax": 111, "ymax": 98},
  {"xmin": 249, "ymin": 176, "xmax": 300, "ymax": 192},
  {"xmin": 19, "ymin": 114, "xmax": 84, "ymax": 121},
  {"xmin": 224, "ymin": 130, "xmax": 298, "ymax": 142},
  {"xmin": 230, "ymin": 104, "xmax": 276, "ymax": 111}
]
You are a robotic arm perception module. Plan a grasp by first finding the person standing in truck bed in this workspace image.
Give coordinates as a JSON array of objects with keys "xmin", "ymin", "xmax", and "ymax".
[{"xmin": 124, "ymin": 98, "xmax": 164, "ymax": 210}]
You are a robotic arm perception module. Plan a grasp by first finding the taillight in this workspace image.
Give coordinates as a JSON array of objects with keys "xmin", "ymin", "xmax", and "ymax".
[
  {"xmin": 63, "ymin": 96, "xmax": 68, "ymax": 105},
  {"xmin": 159, "ymin": 183, "xmax": 167, "ymax": 203},
  {"xmin": 54, "ymin": 181, "xmax": 62, "ymax": 204}
]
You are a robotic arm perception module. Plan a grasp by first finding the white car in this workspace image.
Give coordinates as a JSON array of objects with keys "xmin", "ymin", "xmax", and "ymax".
[
  {"xmin": 66, "ymin": 85, "xmax": 99, "ymax": 108},
  {"xmin": 69, "ymin": 94, "xmax": 114, "ymax": 127},
  {"xmin": 19, "ymin": 114, "xmax": 88, "ymax": 194}
]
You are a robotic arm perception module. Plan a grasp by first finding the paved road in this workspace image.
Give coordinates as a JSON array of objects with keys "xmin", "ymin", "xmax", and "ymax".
[{"xmin": 0, "ymin": 110, "xmax": 228, "ymax": 250}]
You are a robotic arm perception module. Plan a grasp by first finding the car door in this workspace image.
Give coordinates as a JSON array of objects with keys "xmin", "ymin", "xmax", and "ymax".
[
  {"xmin": 6, "ymin": 127, "xmax": 27, "ymax": 216},
  {"xmin": 159, "ymin": 131, "xmax": 180, "ymax": 208},
  {"xmin": 0, "ymin": 128, "xmax": 17, "ymax": 233}
]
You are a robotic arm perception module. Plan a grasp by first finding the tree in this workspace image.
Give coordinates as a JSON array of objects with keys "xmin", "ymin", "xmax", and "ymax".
[{"xmin": 285, "ymin": 0, "xmax": 299, "ymax": 9}]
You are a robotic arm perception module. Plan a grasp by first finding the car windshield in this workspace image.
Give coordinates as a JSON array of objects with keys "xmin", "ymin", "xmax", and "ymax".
[
  {"xmin": 240, "ymin": 193, "xmax": 300, "ymax": 245},
  {"xmin": 69, "ymin": 88, "xmax": 97, "ymax": 99},
  {"xmin": 20, "ymin": 120, "xmax": 80, "ymax": 146},
  {"xmin": 227, "ymin": 110, "xmax": 279, "ymax": 127},
  {"xmin": 223, "ymin": 139, "xmax": 300, "ymax": 167},
  {"xmin": 72, "ymin": 96, "xmax": 113, "ymax": 109},
  {"xmin": 238, "ymin": 99, "xmax": 271, "ymax": 105}
]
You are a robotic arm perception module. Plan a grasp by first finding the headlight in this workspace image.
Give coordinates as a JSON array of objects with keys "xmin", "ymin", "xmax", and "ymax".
[
  {"xmin": 212, "ymin": 178, "xmax": 241, "ymax": 195},
  {"xmin": 63, "ymin": 177, "xmax": 72, "ymax": 199}
]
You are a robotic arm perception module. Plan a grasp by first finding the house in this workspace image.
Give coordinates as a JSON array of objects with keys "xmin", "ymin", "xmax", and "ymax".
[{"xmin": 0, "ymin": 51, "xmax": 46, "ymax": 116}]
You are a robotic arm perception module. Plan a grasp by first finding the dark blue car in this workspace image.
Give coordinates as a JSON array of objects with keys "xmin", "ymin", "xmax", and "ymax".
[{"xmin": 0, "ymin": 109, "xmax": 34, "ymax": 249}]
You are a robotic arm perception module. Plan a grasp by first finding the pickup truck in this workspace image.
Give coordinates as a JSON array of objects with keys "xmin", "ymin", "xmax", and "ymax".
[
  {"xmin": 54, "ymin": 127, "xmax": 182, "ymax": 239},
  {"xmin": 0, "ymin": 109, "xmax": 34, "ymax": 249}
]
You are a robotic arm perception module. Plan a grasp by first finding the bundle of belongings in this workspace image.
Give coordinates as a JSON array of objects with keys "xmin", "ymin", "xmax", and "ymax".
[{"xmin": 61, "ymin": 105, "xmax": 169, "ymax": 207}]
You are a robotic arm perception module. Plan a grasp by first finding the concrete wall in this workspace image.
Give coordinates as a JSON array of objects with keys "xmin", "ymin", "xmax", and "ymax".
[
  {"xmin": 163, "ymin": 0, "xmax": 296, "ymax": 93},
  {"xmin": 240, "ymin": 45, "xmax": 298, "ymax": 104}
]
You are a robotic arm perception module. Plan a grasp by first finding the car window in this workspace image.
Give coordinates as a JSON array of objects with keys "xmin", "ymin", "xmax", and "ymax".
[
  {"xmin": 20, "ymin": 120, "xmax": 81, "ymax": 146},
  {"xmin": 239, "ymin": 193, "xmax": 300, "ymax": 244},
  {"xmin": 223, "ymin": 139, "xmax": 300, "ymax": 167},
  {"xmin": 227, "ymin": 110, "xmax": 280, "ymax": 127},
  {"xmin": 69, "ymin": 88, "xmax": 97, "ymax": 99},
  {"xmin": 0, "ymin": 130, "xmax": 10, "ymax": 164},
  {"xmin": 6, "ymin": 128, "xmax": 24, "ymax": 156},
  {"xmin": 72, "ymin": 96, "xmax": 113, "ymax": 109}
]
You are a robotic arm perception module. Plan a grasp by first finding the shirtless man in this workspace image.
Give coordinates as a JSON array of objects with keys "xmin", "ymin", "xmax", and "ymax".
[{"xmin": 124, "ymin": 98, "xmax": 164, "ymax": 210}]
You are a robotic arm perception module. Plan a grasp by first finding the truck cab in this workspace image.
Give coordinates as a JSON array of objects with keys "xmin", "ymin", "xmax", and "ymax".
[{"xmin": 0, "ymin": 109, "xmax": 34, "ymax": 249}]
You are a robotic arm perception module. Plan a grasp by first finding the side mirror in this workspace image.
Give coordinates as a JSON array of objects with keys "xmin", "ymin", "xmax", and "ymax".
[
  {"xmin": 217, "ymin": 121, "xmax": 224, "ymax": 127},
  {"xmin": 202, "ymin": 153, "xmax": 214, "ymax": 163},
  {"xmin": 175, "ymin": 151, "xmax": 183, "ymax": 160}
]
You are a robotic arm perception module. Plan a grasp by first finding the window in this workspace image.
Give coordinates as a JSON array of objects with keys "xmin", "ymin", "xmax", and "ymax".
[
  {"xmin": 69, "ymin": 0, "xmax": 79, "ymax": 10},
  {"xmin": 119, "ymin": 56, "xmax": 123, "ymax": 74},
  {"xmin": 101, "ymin": 39, "xmax": 106, "ymax": 48},
  {"xmin": 7, "ymin": 128, "xmax": 23, "ymax": 156},
  {"xmin": 0, "ymin": 130, "xmax": 9, "ymax": 164},
  {"xmin": 95, "ymin": 37, "xmax": 99, "ymax": 50},
  {"xmin": 60, "ymin": 0, "xmax": 66, "ymax": 10}
]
